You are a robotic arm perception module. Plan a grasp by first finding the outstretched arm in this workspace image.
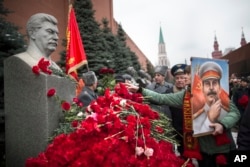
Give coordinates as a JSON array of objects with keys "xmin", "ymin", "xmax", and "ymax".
[{"xmin": 125, "ymin": 83, "xmax": 184, "ymax": 107}]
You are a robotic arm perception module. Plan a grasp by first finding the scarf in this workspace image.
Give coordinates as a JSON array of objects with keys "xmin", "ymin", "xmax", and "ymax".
[{"xmin": 182, "ymin": 90, "xmax": 202, "ymax": 160}]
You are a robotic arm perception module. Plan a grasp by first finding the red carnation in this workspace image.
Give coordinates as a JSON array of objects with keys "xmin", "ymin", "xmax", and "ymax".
[
  {"xmin": 61, "ymin": 101, "xmax": 71, "ymax": 111},
  {"xmin": 71, "ymin": 120, "xmax": 79, "ymax": 128},
  {"xmin": 107, "ymin": 68, "xmax": 115, "ymax": 74},
  {"xmin": 73, "ymin": 97, "xmax": 79, "ymax": 103},
  {"xmin": 38, "ymin": 58, "xmax": 52, "ymax": 75},
  {"xmin": 32, "ymin": 66, "xmax": 40, "ymax": 75},
  {"xmin": 155, "ymin": 126, "xmax": 164, "ymax": 133},
  {"xmin": 47, "ymin": 88, "xmax": 56, "ymax": 97},
  {"xmin": 99, "ymin": 67, "xmax": 115, "ymax": 74}
]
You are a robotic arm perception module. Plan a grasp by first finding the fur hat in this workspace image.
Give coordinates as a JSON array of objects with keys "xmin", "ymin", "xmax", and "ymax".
[
  {"xmin": 154, "ymin": 66, "xmax": 168, "ymax": 77},
  {"xmin": 82, "ymin": 71, "xmax": 97, "ymax": 86},
  {"xmin": 115, "ymin": 74, "xmax": 125, "ymax": 83},
  {"xmin": 122, "ymin": 74, "xmax": 132, "ymax": 81}
]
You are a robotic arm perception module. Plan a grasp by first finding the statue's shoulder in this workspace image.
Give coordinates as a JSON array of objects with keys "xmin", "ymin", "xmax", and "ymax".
[{"xmin": 7, "ymin": 52, "xmax": 38, "ymax": 67}]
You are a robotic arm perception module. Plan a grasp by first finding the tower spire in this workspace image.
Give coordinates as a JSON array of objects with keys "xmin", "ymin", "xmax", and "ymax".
[
  {"xmin": 213, "ymin": 31, "xmax": 219, "ymax": 51},
  {"xmin": 211, "ymin": 31, "xmax": 222, "ymax": 59},
  {"xmin": 157, "ymin": 26, "xmax": 170, "ymax": 67},
  {"xmin": 159, "ymin": 26, "xmax": 164, "ymax": 44},
  {"xmin": 240, "ymin": 27, "xmax": 247, "ymax": 46}
]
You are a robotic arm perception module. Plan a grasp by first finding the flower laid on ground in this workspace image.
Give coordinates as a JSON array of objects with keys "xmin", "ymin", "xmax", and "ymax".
[{"xmin": 26, "ymin": 83, "xmax": 193, "ymax": 167}]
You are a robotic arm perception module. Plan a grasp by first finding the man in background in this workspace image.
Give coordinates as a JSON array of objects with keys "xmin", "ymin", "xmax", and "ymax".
[
  {"xmin": 166, "ymin": 63, "xmax": 187, "ymax": 156},
  {"xmin": 78, "ymin": 71, "xmax": 98, "ymax": 107},
  {"xmin": 146, "ymin": 66, "xmax": 172, "ymax": 118}
]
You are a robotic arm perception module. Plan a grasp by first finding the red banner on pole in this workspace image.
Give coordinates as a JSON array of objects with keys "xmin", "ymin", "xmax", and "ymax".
[{"xmin": 66, "ymin": 5, "xmax": 87, "ymax": 81}]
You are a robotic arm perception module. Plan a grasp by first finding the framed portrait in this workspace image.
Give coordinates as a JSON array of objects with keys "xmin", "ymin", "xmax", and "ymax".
[{"xmin": 191, "ymin": 57, "xmax": 230, "ymax": 137}]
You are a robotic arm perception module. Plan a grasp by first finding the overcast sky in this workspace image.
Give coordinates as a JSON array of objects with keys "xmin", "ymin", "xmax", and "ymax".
[{"xmin": 113, "ymin": 0, "xmax": 250, "ymax": 67}]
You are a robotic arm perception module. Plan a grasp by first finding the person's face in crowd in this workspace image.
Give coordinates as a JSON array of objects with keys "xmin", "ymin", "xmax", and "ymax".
[
  {"xmin": 231, "ymin": 79, "xmax": 238, "ymax": 86},
  {"xmin": 202, "ymin": 78, "xmax": 221, "ymax": 105},
  {"xmin": 154, "ymin": 73, "xmax": 165, "ymax": 84},
  {"xmin": 174, "ymin": 73, "xmax": 186, "ymax": 89},
  {"xmin": 240, "ymin": 80, "xmax": 248, "ymax": 87},
  {"xmin": 230, "ymin": 73, "xmax": 237, "ymax": 79},
  {"xmin": 184, "ymin": 73, "xmax": 191, "ymax": 86},
  {"xmin": 237, "ymin": 79, "xmax": 242, "ymax": 85},
  {"xmin": 33, "ymin": 21, "xmax": 59, "ymax": 55},
  {"xmin": 124, "ymin": 79, "xmax": 131, "ymax": 84}
]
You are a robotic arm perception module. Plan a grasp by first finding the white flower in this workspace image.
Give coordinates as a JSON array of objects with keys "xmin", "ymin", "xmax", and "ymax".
[
  {"xmin": 135, "ymin": 147, "xmax": 144, "ymax": 156},
  {"xmin": 86, "ymin": 112, "xmax": 97, "ymax": 121},
  {"xmin": 119, "ymin": 99, "xmax": 127, "ymax": 107},
  {"xmin": 77, "ymin": 112, "xmax": 84, "ymax": 117},
  {"xmin": 144, "ymin": 147, "xmax": 154, "ymax": 157},
  {"xmin": 86, "ymin": 105, "xmax": 93, "ymax": 112}
]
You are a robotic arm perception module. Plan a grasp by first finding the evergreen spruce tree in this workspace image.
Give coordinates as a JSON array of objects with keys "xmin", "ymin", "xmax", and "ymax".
[
  {"xmin": 73, "ymin": 0, "xmax": 111, "ymax": 75},
  {"xmin": 129, "ymin": 50, "xmax": 141, "ymax": 71},
  {"xmin": 118, "ymin": 24, "xmax": 140, "ymax": 71},
  {"xmin": 115, "ymin": 25, "xmax": 133, "ymax": 74},
  {"xmin": 0, "ymin": 1, "xmax": 26, "ymax": 79},
  {"xmin": 146, "ymin": 59, "xmax": 155, "ymax": 78},
  {"xmin": 99, "ymin": 18, "xmax": 115, "ymax": 70}
]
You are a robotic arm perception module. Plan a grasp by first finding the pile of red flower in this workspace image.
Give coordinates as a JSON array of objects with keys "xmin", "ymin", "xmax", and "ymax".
[{"xmin": 26, "ymin": 83, "xmax": 189, "ymax": 167}]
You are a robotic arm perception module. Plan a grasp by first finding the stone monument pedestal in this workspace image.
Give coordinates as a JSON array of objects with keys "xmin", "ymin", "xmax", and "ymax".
[{"xmin": 4, "ymin": 55, "xmax": 76, "ymax": 167}]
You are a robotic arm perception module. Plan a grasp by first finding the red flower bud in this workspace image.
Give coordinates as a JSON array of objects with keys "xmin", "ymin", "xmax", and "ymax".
[
  {"xmin": 71, "ymin": 120, "xmax": 79, "ymax": 128},
  {"xmin": 32, "ymin": 66, "xmax": 40, "ymax": 75},
  {"xmin": 61, "ymin": 101, "xmax": 71, "ymax": 111},
  {"xmin": 73, "ymin": 97, "xmax": 79, "ymax": 103},
  {"xmin": 47, "ymin": 88, "xmax": 56, "ymax": 97}
]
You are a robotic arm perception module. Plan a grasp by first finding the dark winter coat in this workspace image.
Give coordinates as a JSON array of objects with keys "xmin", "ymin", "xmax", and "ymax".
[
  {"xmin": 237, "ymin": 89, "xmax": 250, "ymax": 151},
  {"xmin": 78, "ymin": 86, "xmax": 98, "ymax": 107},
  {"xmin": 146, "ymin": 81, "xmax": 172, "ymax": 118}
]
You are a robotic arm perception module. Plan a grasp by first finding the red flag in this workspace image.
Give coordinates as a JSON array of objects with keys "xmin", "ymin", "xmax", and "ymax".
[
  {"xmin": 66, "ymin": 5, "xmax": 87, "ymax": 81},
  {"xmin": 192, "ymin": 73, "xmax": 206, "ymax": 118}
]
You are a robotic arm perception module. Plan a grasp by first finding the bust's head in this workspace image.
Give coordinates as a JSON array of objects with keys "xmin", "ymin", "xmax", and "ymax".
[{"xmin": 26, "ymin": 13, "xmax": 59, "ymax": 57}]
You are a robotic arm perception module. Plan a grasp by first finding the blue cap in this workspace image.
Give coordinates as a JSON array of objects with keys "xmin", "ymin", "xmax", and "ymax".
[{"xmin": 171, "ymin": 64, "xmax": 187, "ymax": 76}]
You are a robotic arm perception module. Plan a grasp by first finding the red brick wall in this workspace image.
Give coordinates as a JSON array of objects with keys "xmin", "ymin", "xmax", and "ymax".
[{"xmin": 4, "ymin": 0, "xmax": 152, "ymax": 70}]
